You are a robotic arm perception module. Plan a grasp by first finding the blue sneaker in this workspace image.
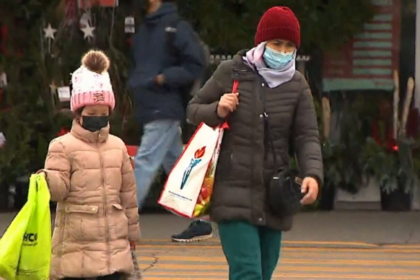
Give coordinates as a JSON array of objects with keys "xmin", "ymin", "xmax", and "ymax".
[{"xmin": 171, "ymin": 220, "xmax": 213, "ymax": 242}]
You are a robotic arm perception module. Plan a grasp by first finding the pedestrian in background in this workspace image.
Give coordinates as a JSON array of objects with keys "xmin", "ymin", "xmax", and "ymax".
[
  {"xmin": 128, "ymin": 0, "xmax": 211, "ymax": 242},
  {"xmin": 187, "ymin": 6, "xmax": 323, "ymax": 280},
  {"xmin": 41, "ymin": 50, "xmax": 140, "ymax": 280}
]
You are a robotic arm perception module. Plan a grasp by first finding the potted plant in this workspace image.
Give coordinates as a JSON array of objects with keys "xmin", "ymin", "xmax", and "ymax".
[
  {"xmin": 317, "ymin": 95, "xmax": 370, "ymax": 210},
  {"xmin": 361, "ymin": 136, "xmax": 417, "ymax": 211},
  {"xmin": 331, "ymin": 94, "xmax": 384, "ymax": 210},
  {"xmin": 362, "ymin": 77, "xmax": 418, "ymax": 211}
]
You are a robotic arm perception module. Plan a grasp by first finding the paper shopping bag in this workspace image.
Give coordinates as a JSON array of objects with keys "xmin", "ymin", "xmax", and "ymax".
[
  {"xmin": 158, "ymin": 123, "xmax": 225, "ymax": 218},
  {"xmin": 159, "ymin": 81, "xmax": 239, "ymax": 218},
  {"xmin": 0, "ymin": 174, "xmax": 51, "ymax": 280}
]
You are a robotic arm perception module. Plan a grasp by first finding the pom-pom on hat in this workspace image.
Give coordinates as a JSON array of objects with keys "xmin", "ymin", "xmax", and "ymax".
[
  {"xmin": 70, "ymin": 50, "xmax": 115, "ymax": 112},
  {"xmin": 255, "ymin": 6, "xmax": 301, "ymax": 48}
]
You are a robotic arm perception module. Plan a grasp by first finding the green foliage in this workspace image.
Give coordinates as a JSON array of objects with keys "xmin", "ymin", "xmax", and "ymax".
[
  {"xmin": 321, "ymin": 96, "xmax": 370, "ymax": 193},
  {"xmin": 0, "ymin": 109, "xmax": 32, "ymax": 185},
  {"xmin": 0, "ymin": 1, "xmax": 134, "ymax": 185},
  {"xmin": 322, "ymin": 92, "xmax": 420, "ymax": 195},
  {"xmin": 361, "ymin": 137, "xmax": 420, "ymax": 194},
  {"xmin": 322, "ymin": 141, "xmax": 342, "ymax": 190},
  {"xmin": 360, "ymin": 137, "xmax": 397, "ymax": 192},
  {"xmin": 180, "ymin": 0, "xmax": 375, "ymax": 52}
]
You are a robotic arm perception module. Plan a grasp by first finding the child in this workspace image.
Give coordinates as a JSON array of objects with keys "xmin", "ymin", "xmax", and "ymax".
[{"xmin": 40, "ymin": 50, "xmax": 140, "ymax": 280}]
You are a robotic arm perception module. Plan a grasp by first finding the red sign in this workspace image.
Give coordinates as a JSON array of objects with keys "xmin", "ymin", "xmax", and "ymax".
[
  {"xmin": 77, "ymin": 0, "xmax": 118, "ymax": 8},
  {"xmin": 322, "ymin": 0, "xmax": 401, "ymax": 91}
]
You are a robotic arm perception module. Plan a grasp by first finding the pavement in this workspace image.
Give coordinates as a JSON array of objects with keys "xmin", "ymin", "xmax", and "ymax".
[
  {"xmin": 2, "ymin": 211, "xmax": 420, "ymax": 244},
  {"xmin": 136, "ymin": 211, "xmax": 420, "ymax": 244},
  {"xmin": 136, "ymin": 241, "xmax": 420, "ymax": 279},
  {"xmin": 1, "ymin": 211, "xmax": 420, "ymax": 279}
]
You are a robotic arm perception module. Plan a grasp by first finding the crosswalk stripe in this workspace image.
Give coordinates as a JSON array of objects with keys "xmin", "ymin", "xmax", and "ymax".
[
  {"xmin": 140, "ymin": 239, "xmax": 381, "ymax": 247},
  {"xmin": 139, "ymin": 245, "xmax": 420, "ymax": 253},
  {"xmin": 136, "ymin": 242, "xmax": 420, "ymax": 279},
  {"xmin": 139, "ymin": 256, "xmax": 420, "ymax": 266},
  {"xmin": 136, "ymin": 244, "xmax": 420, "ymax": 252}
]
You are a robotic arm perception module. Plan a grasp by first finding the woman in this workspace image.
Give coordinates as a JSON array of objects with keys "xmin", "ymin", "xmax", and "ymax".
[
  {"xmin": 187, "ymin": 6, "xmax": 323, "ymax": 280},
  {"xmin": 41, "ymin": 50, "xmax": 140, "ymax": 280}
]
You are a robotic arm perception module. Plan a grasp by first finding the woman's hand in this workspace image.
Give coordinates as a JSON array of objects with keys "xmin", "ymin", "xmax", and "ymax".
[
  {"xmin": 217, "ymin": 93, "xmax": 239, "ymax": 118},
  {"xmin": 300, "ymin": 177, "xmax": 319, "ymax": 205}
]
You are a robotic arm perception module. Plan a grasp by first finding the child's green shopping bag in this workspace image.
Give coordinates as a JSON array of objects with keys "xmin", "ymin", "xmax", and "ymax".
[{"xmin": 0, "ymin": 174, "xmax": 51, "ymax": 280}]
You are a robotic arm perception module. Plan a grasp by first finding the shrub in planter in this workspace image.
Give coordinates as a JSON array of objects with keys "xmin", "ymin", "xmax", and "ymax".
[
  {"xmin": 323, "ymin": 101, "xmax": 368, "ymax": 198},
  {"xmin": 361, "ymin": 137, "xmax": 418, "ymax": 211}
]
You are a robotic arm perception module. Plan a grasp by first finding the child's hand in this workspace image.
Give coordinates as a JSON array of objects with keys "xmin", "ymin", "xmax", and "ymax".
[
  {"xmin": 130, "ymin": 241, "xmax": 136, "ymax": 250},
  {"xmin": 36, "ymin": 170, "xmax": 46, "ymax": 177}
]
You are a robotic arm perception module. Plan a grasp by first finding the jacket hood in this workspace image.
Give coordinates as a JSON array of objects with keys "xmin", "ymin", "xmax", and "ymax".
[
  {"xmin": 145, "ymin": 2, "xmax": 177, "ymax": 24},
  {"xmin": 232, "ymin": 49, "xmax": 251, "ymax": 71},
  {"xmin": 236, "ymin": 49, "xmax": 249, "ymax": 57}
]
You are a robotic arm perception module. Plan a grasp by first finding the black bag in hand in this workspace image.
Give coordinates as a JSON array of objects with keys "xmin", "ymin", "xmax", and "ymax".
[{"xmin": 268, "ymin": 168, "xmax": 303, "ymax": 217}]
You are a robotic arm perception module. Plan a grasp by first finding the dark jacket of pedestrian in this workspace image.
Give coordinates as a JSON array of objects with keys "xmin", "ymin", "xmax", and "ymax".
[{"xmin": 128, "ymin": 2, "xmax": 205, "ymax": 124}]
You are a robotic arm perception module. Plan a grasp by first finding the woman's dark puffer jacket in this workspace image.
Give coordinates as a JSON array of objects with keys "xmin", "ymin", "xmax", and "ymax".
[{"xmin": 187, "ymin": 50, "xmax": 323, "ymax": 231}]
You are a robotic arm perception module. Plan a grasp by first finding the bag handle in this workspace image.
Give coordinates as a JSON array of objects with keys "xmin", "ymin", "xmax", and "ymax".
[
  {"xmin": 257, "ymin": 80, "xmax": 302, "ymax": 185},
  {"xmin": 256, "ymin": 81, "xmax": 278, "ymax": 167},
  {"xmin": 221, "ymin": 80, "xmax": 239, "ymax": 129},
  {"xmin": 232, "ymin": 80, "xmax": 239, "ymax": 93}
]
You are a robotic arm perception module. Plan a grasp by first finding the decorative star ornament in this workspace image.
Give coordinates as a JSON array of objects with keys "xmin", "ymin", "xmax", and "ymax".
[
  {"xmin": 44, "ymin": 24, "xmax": 57, "ymax": 40},
  {"xmin": 81, "ymin": 24, "xmax": 95, "ymax": 39}
]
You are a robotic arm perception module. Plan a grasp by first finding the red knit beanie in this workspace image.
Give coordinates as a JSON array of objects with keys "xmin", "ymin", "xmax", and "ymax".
[{"xmin": 255, "ymin": 6, "xmax": 300, "ymax": 48}]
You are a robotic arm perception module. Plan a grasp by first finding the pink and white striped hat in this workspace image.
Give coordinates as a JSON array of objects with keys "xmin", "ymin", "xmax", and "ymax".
[{"xmin": 70, "ymin": 50, "xmax": 115, "ymax": 112}]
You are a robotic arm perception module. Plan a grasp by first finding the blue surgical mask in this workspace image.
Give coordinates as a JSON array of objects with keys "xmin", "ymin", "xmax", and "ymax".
[{"xmin": 263, "ymin": 47, "xmax": 295, "ymax": 69}]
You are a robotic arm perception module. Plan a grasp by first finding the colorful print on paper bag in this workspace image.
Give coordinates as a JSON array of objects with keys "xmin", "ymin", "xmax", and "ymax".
[
  {"xmin": 180, "ymin": 146, "xmax": 206, "ymax": 190},
  {"xmin": 192, "ymin": 129, "xmax": 223, "ymax": 217},
  {"xmin": 193, "ymin": 160, "xmax": 216, "ymax": 217}
]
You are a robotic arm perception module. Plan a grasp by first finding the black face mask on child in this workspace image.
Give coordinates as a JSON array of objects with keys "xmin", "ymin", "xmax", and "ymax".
[{"xmin": 81, "ymin": 116, "xmax": 109, "ymax": 132}]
